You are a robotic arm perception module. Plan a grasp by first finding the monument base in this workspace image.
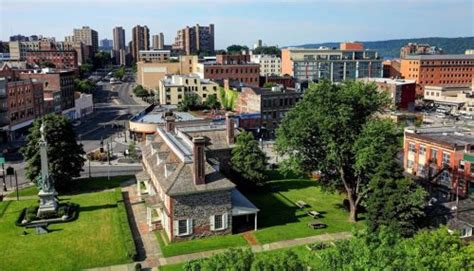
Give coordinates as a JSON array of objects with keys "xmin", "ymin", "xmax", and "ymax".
[{"xmin": 37, "ymin": 190, "xmax": 59, "ymax": 218}]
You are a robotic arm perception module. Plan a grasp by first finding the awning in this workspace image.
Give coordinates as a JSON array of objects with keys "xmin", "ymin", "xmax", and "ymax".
[{"xmin": 231, "ymin": 188, "xmax": 259, "ymax": 216}]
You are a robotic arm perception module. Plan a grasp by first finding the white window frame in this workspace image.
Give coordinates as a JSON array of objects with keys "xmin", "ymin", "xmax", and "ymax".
[
  {"xmin": 419, "ymin": 145, "xmax": 426, "ymax": 156},
  {"xmin": 174, "ymin": 218, "xmax": 193, "ymax": 237},
  {"xmin": 210, "ymin": 213, "xmax": 228, "ymax": 231},
  {"xmin": 442, "ymin": 152, "xmax": 451, "ymax": 166},
  {"xmin": 408, "ymin": 143, "xmax": 416, "ymax": 153}
]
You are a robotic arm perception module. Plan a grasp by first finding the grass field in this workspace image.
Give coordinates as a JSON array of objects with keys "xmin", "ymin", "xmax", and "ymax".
[
  {"xmin": 156, "ymin": 230, "xmax": 248, "ymax": 258},
  {"xmin": 245, "ymin": 177, "xmax": 362, "ymax": 244},
  {"xmin": 0, "ymin": 176, "xmax": 136, "ymax": 271}
]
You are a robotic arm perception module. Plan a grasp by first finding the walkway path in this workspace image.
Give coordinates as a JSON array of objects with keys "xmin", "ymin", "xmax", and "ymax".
[{"xmin": 159, "ymin": 231, "xmax": 352, "ymax": 266}]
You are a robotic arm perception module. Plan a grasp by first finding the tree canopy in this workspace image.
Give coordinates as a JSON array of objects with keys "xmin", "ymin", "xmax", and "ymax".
[
  {"xmin": 253, "ymin": 46, "xmax": 281, "ymax": 56},
  {"xmin": 178, "ymin": 93, "xmax": 202, "ymax": 111},
  {"xmin": 227, "ymin": 44, "xmax": 249, "ymax": 54},
  {"xmin": 365, "ymin": 177, "xmax": 427, "ymax": 237},
  {"xmin": 74, "ymin": 78, "xmax": 95, "ymax": 93},
  {"xmin": 276, "ymin": 80, "xmax": 400, "ymax": 221},
  {"xmin": 314, "ymin": 227, "xmax": 473, "ymax": 270},
  {"xmin": 231, "ymin": 131, "xmax": 268, "ymax": 185},
  {"xmin": 21, "ymin": 114, "xmax": 86, "ymax": 192},
  {"xmin": 133, "ymin": 85, "xmax": 149, "ymax": 98},
  {"xmin": 204, "ymin": 94, "xmax": 221, "ymax": 110},
  {"xmin": 114, "ymin": 65, "xmax": 125, "ymax": 80}
]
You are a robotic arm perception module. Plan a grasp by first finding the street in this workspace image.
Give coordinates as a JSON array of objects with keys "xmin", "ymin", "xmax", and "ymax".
[{"xmin": 3, "ymin": 79, "xmax": 148, "ymax": 190}]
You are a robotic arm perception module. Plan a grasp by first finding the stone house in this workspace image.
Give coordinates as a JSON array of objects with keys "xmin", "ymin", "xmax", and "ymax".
[{"xmin": 138, "ymin": 113, "xmax": 258, "ymax": 241}]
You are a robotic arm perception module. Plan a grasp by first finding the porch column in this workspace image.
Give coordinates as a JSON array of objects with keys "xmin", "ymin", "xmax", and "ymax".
[
  {"xmin": 147, "ymin": 207, "xmax": 152, "ymax": 231},
  {"xmin": 254, "ymin": 213, "xmax": 258, "ymax": 231},
  {"xmin": 136, "ymin": 179, "xmax": 141, "ymax": 199}
]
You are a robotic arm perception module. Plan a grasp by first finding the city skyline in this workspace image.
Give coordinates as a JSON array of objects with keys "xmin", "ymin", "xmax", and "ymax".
[{"xmin": 1, "ymin": 0, "xmax": 473, "ymax": 49}]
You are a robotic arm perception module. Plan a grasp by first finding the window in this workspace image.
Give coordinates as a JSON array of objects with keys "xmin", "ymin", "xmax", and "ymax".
[
  {"xmin": 442, "ymin": 152, "xmax": 451, "ymax": 165},
  {"xmin": 407, "ymin": 159, "xmax": 414, "ymax": 169},
  {"xmin": 210, "ymin": 213, "xmax": 228, "ymax": 231},
  {"xmin": 174, "ymin": 219, "xmax": 192, "ymax": 236},
  {"xmin": 459, "ymin": 160, "xmax": 465, "ymax": 171},
  {"xmin": 419, "ymin": 145, "xmax": 426, "ymax": 156},
  {"xmin": 408, "ymin": 143, "xmax": 416, "ymax": 153},
  {"xmin": 431, "ymin": 149, "xmax": 438, "ymax": 162}
]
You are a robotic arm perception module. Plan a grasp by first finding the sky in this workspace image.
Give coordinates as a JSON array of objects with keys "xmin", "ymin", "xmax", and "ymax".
[{"xmin": 1, "ymin": 0, "xmax": 473, "ymax": 49}]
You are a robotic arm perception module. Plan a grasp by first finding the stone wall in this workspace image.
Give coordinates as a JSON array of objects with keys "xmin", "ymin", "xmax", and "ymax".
[{"xmin": 172, "ymin": 189, "xmax": 232, "ymax": 241}]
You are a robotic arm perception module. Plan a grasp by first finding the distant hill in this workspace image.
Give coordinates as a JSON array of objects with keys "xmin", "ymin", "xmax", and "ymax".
[{"xmin": 288, "ymin": 37, "xmax": 474, "ymax": 59}]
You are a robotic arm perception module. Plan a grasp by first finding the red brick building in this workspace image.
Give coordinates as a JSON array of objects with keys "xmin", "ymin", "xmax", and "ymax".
[
  {"xmin": 19, "ymin": 69, "xmax": 75, "ymax": 114},
  {"xmin": 26, "ymin": 50, "xmax": 78, "ymax": 69},
  {"xmin": 198, "ymin": 54, "xmax": 260, "ymax": 87},
  {"xmin": 259, "ymin": 75, "xmax": 295, "ymax": 89},
  {"xmin": 404, "ymin": 126, "xmax": 474, "ymax": 200}
]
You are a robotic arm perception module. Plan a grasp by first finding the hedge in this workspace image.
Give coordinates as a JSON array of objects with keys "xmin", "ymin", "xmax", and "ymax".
[{"xmin": 114, "ymin": 188, "xmax": 138, "ymax": 260}]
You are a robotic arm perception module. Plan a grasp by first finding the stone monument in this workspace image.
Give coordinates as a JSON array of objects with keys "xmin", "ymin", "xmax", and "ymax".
[{"xmin": 36, "ymin": 122, "xmax": 58, "ymax": 217}]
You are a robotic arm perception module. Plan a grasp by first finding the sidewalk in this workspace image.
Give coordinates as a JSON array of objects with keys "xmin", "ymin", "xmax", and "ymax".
[{"xmin": 159, "ymin": 231, "xmax": 352, "ymax": 266}]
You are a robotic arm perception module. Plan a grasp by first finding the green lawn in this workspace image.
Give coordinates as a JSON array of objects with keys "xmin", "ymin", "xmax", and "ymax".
[
  {"xmin": 0, "ymin": 178, "xmax": 136, "ymax": 271},
  {"xmin": 8, "ymin": 185, "xmax": 39, "ymax": 197},
  {"xmin": 156, "ymin": 230, "xmax": 248, "ymax": 258},
  {"xmin": 245, "ymin": 177, "xmax": 362, "ymax": 244}
]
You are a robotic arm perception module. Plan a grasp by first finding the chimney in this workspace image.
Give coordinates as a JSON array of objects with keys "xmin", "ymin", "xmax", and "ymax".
[
  {"xmin": 165, "ymin": 116, "xmax": 175, "ymax": 133},
  {"xmin": 225, "ymin": 112, "xmax": 235, "ymax": 145},
  {"xmin": 192, "ymin": 137, "xmax": 207, "ymax": 185}
]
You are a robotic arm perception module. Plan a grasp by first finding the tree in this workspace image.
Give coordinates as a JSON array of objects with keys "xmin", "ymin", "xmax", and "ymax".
[
  {"xmin": 276, "ymin": 81, "xmax": 399, "ymax": 221},
  {"xmin": 314, "ymin": 227, "xmax": 473, "ymax": 270},
  {"xmin": 114, "ymin": 65, "xmax": 125, "ymax": 80},
  {"xmin": 263, "ymin": 82, "xmax": 277, "ymax": 88},
  {"xmin": 92, "ymin": 51, "xmax": 112, "ymax": 69},
  {"xmin": 178, "ymin": 93, "xmax": 201, "ymax": 111},
  {"xmin": 365, "ymin": 178, "xmax": 427, "ymax": 237},
  {"xmin": 21, "ymin": 114, "xmax": 86, "ymax": 192},
  {"xmin": 227, "ymin": 44, "xmax": 249, "ymax": 54},
  {"xmin": 74, "ymin": 78, "xmax": 95, "ymax": 93},
  {"xmin": 204, "ymin": 94, "xmax": 220, "ymax": 110},
  {"xmin": 251, "ymin": 250, "xmax": 304, "ymax": 271},
  {"xmin": 133, "ymin": 85, "xmax": 149, "ymax": 98},
  {"xmin": 128, "ymin": 141, "xmax": 138, "ymax": 160},
  {"xmin": 39, "ymin": 61, "xmax": 55, "ymax": 68},
  {"xmin": 253, "ymin": 46, "xmax": 281, "ymax": 56},
  {"xmin": 185, "ymin": 248, "xmax": 254, "ymax": 271},
  {"xmin": 231, "ymin": 131, "xmax": 268, "ymax": 185}
]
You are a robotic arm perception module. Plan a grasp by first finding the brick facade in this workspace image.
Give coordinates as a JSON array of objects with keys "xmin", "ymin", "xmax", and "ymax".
[{"xmin": 26, "ymin": 50, "xmax": 78, "ymax": 69}]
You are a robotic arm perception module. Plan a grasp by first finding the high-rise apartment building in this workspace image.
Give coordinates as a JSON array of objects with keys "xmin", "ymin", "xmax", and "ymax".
[
  {"xmin": 100, "ymin": 39, "xmax": 113, "ymax": 49},
  {"xmin": 72, "ymin": 26, "xmax": 98, "ymax": 52},
  {"xmin": 281, "ymin": 43, "xmax": 383, "ymax": 85},
  {"xmin": 131, "ymin": 25, "xmax": 150, "ymax": 64},
  {"xmin": 172, "ymin": 24, "xmax": 214, "ymax": 55},
  {"xmin": 113, "ymin": 26, "xmax": 126, "ymax": 65},
  {"xmin": 400, "ymin": 54, "xmax": 474, "ymax": 95},
  {"xmin": 152, "ymin": 33, "xmax": 164, "ymax": 50}
]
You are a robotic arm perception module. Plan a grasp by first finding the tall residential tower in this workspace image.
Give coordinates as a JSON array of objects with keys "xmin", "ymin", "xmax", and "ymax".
[
  {"xmin": 131, "ymin": 25, "xmax": 150, "ymax": 63},
  {"xmin": 113, "ymin": 26, "xmax": 126, "ymax": 65}
]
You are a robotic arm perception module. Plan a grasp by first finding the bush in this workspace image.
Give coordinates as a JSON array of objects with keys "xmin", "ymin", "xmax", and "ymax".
[
  {"xmin": 87, "ymin": 150, "xmax": 111, "ymax": 162},
  {"xmin": 307, "ymin": 242, "xmax": 329, "ymax": 251},
  {"xmin": 26, "ymin": 206, "xmax": 38, "ymax": 222},
  {"xmin": 114, "ymin": 188, "xmax": 137, "ymax": 260}
]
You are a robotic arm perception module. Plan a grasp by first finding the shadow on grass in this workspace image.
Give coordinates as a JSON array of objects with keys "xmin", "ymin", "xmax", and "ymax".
[
  {"xmin": 60, "ymin": 176, "xmax": 135, "ymax": 195},
  {"xmin": 79, "ymin": 203, "xmax": 117, "ymax": 212},
  {"xmin": 122, "ymin": 191, "xmax": 146, "ymax": 262}
]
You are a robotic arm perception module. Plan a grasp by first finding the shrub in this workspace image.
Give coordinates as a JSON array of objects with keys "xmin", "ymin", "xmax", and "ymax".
[{"xmin": 115, "ymin": 188, "xmax": 137, "ymax": 260}]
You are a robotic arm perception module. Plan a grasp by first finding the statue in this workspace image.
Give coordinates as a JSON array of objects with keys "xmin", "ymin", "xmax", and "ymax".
[{"xmin": 37, "ymin": 121, "xmax": 58, "ymax": 217}]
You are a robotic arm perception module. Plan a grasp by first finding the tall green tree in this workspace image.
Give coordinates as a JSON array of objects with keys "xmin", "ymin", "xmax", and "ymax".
[
  {"xmin": 231, "ymin": 131, "xmax": 268, "ymax": 185},
  {"xmin": 21, "ymin": 114, "xmax": 86, "ymax": 191},
  {"xmin": 276, "ymin": 81, "xmax": 400, "ymax": 221},
  {"xmin": 227, "ymin": 44, "xmax": 249, "ymax": 54},
  {"xmin": 253, "ymin": 46, "xmax": 281, "ymax": 56},
  {"xmin": 314, "ymin": 227, "xmax": 473, "ymax": 270},
  {"xmin": 204, "ymin": 94, "xmax": 220, "ymax": 110},
  {"xmin": 114, "ymin": 65, "xmax": 125, "ymax": 79},
  {"xmin": 366, "ymin": 178, "xmax": 427, "ymax": 237},
  {"xmin": 178, "ymin": 93, "xmax": 201, "ymax": 111}
]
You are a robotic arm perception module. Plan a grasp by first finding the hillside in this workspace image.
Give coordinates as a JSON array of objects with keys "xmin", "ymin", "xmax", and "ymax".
[{"xmin": 289, "ymin": 37, "xmax": 474, "ymax": 59}]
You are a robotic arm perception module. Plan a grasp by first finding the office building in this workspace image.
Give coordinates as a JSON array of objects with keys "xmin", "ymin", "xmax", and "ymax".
[
  {"xmin": 195, "ymin": 54, "xmax": 260, "ymax": 87},
  {"xmin": 113, "ymin": 26, "xmax": 126, "ymax": 65},
  {"xmin": 72, "ymin": 26, "xmax": 99, "ymax": 52},
  {"xmin": 131, "ymin": 25, "xmax": 150, "ymax": 64},
  {"xmin": 100, "ymin": 39, "xmax": 113, "ymax": 49},
  {"xmin": 400, "ymin": 54, "xmax": 474, "ymax": 95},
  {"xmin": 158, "ymin": 74, "xmax": 219, "ymax": 105},
  {"xmin": 138, "ymin": 50, "xmax": 170, "ymax": 63},
  {"xmin": 400, "ymin": 43, "xmax": 443, "ymax": 59},
  {"xmin": 250, "ymin": 54, "xmax": 281, "ymax": 76},
  {"xmin": 383, "ymin": 59, "xmax": 401, "ymax": 78},
  {"xmin": 136, "ymin": 55, "xmax": 198, "ymax": 90},
  {"xmin": 281, "ymin": 42, "xmax": 383, "ymax": 84},
  {"xmin": 403, "ymin": 126, "xmax": 474, "ymax": 200},
  {"xmin": 172, "ymin": 24, "xmax": 214, "ymax": 55},
  {"xmin": 152, "ymin": 33, "xmax": 165, "ymax": 50},
  {"xmin": 423, "ymin": 82, "xmax": 474, "ymax": 115},
  {"xmin": 235, "ymin": 85, "xmax": 302, "ymax": 136}
]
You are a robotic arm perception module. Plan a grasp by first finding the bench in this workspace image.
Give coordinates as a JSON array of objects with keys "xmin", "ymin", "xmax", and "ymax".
[
  {"xmin": 308, "ymin": 221, "xmax": 327, "ymax": 229},
  {"xmin": 25, "ymin": 222, "xmax": 49, "ymax": 235},
  {"xmin": 307, "ymin": 210, "xmax": 321, "ymax": 218},
  {"xmin": 295, "ymin": 200, "xmax": 309, "ymax": 209}
]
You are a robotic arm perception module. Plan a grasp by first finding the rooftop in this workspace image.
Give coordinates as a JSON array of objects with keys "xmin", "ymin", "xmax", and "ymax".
[
  {"xmin": 132, "ymin": 105, "xmax": 202, "ymax": 124},
  {"xmin": 405, "ymin": 126, "xmax": 474, "ymax": 147},
  {"xmin": 359, "ymin": 77, "xmax": 416, "ymax": 86},
  {"xmin": 404, "ymin": 54, "xmax": 474, "ymax": 60}
]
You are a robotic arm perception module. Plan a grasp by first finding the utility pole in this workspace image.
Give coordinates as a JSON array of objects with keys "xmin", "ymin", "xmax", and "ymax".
[
  {"xmin": 107, "ymin": 142, "xmax": 111, "ymax": 181},
  {"xmin": 2, "ymin": 163, "xmax": 6, "ymax": 192},
  {"xmin": 88, "ymin": 158, "xmax": 91, "ymax": 179},
  {"xmin": 14, "ymin": 170, "xmax": 18, "ymax": 201}
]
